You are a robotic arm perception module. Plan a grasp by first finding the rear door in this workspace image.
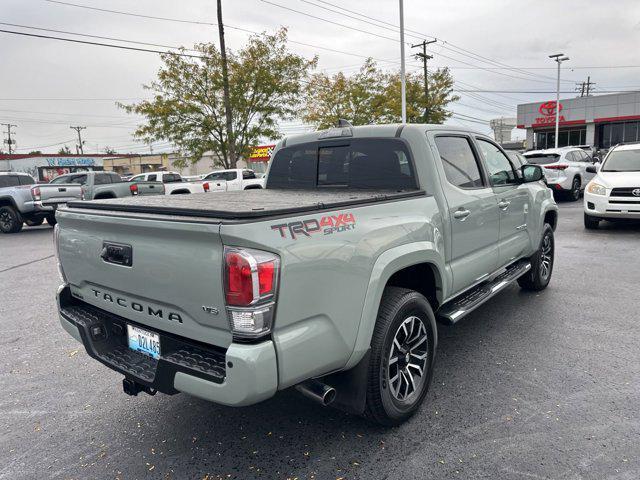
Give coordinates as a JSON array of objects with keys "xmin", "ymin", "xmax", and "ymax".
[
  {"xmin": 474, "ymin": 137, "xmax": 531, "ymax": 268},
  {"xmin": 432, "ymin": 134, "xmax": 500, "ymax": 294}
]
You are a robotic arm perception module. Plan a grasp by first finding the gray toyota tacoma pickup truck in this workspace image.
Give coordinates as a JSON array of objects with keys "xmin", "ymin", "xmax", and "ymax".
[
  {"xmin": 55, "ymin": 124, "xmax": 558, "ymax": 425},
  {"xmin": 0, "ymin": 171, "xmax": 60, "ymax": 233}
]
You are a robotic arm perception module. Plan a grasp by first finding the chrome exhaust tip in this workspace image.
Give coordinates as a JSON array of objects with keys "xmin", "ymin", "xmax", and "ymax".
[{"xmin": 295, "ymin": 379, "xmax": 336, "ymax": 406}]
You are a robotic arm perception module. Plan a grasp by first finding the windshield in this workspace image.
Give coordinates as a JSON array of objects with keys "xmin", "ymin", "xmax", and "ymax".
[
  {"xmin": 523, "ymin": 153, "xmax": 560, "ymax": 165},
  {"xmin": 602, "ymin": 149, "xmax": 640, "ymax": 172}
]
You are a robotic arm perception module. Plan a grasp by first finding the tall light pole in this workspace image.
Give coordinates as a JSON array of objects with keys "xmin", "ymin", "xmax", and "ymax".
[
  {"xmin": 399, "ymin": 0, "xmax": 406, "ymax": 123},
  {"xmin": 549, "ymin": 53, "xmax": 569, "ymax": 148}
]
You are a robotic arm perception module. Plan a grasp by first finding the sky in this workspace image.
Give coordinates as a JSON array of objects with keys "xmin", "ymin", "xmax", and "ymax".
[{"xmin": 1, "ymin": 0, "xmax": 640, "ymax": 154}]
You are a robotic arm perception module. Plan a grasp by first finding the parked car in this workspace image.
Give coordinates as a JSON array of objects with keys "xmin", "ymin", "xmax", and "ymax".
[
  {"xmin": 54, "ymin": 124, "xmax": 557, "ymax": 426},
  {"xmin": 129, "ymin": 171, "xmax": 219, "ymax": 194},
  {"xmin": 583, "ymin": 142, "xmax": 640, "ymax": 229},
  {"xmin": 523, "ymin": 146, "xmax": 597, "ymax": 201},
  {"xmin": 201, "ymin": 169, "xmax": 264, "ymax": 190},
  {"xmin": 0, "ymin": 172, "xmax": 58, "ymax": 233}
]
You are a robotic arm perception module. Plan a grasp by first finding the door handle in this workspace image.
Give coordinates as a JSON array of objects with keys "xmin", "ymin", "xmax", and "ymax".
[
  {"xmin": 453, "ymin": 208, "xmax": 470, "ymax": 220},
  {"xmin": 498, "ymin": 199, "xmax": 511, "ymax": 210}
]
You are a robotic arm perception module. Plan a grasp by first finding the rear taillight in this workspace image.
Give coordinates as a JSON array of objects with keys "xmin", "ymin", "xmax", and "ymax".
[
  {"xmin": 224, "ymin": 246, "xmax": 279, "ymax": 340},
  {"xmin": 53, "ymin": 224, "xmax": 68, "ymax": 283},
  {"xmin": 31, "ymin": 186, "xmax": 41, "ymax": 201},
  {"xmin": 544, "ymin": 164, "xmax": 569, "ymax": 170},
  {"xmin": 203, "ymin": 182, "xmax": 210, "ymax": 192},
  {"xmin": 130, "ymin": 183, "xmax": 139, "ymax": 195}
]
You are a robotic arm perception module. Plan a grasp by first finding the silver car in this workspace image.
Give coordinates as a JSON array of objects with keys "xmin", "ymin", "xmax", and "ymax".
[{"xmin": 524, "ymin": 147, "xmax": 597, "ymax": 201}]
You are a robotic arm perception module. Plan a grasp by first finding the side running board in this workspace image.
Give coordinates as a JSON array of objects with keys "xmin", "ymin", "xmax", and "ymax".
[{"xmin": 437, "ymin": 260, "xmax": 531, "ymax": 324}]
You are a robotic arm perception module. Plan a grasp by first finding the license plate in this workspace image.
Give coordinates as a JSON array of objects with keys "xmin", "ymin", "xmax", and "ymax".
[{"xmin": 127, "ymin": 324, "xmax": 161, "ymax": 360}]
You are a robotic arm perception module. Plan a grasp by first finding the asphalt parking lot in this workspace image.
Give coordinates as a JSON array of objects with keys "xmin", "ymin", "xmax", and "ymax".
[{"xmin": 1, "ymin": 201, "xmax": 639, "ymax": 480}]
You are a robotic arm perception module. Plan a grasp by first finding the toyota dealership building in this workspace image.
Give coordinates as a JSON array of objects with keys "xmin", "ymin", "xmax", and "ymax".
[{"xmin": 517, "ymin": 91, "xmax": 640, "ymax": 151}]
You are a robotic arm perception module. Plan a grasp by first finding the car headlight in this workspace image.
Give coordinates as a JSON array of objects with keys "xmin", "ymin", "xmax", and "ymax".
[{"xmin": 586, "ymin": 182, "xmax": 606, "ymax": 196}]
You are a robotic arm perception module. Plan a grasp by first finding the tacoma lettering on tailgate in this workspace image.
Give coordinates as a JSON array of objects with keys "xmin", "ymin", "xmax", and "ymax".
[{"xmin": 271, "ymin": 213, "xmax": 356, "ymax": 239}]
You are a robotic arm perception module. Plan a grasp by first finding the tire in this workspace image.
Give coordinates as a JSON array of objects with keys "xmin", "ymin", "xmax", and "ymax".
[
  {"xmin": 25, "ymin": 218, "xmax": 44, "ymax": 227},
  {"xmin": 518, "ymin": 223, "xmax": 554, "ymax": 291},
  {"xmin": 364, "ymin": 287, "xmax": 437, "ymax": 426},
  {"xmin": 0, "ymin": 206, "xmax": 23, "ymax": 234},
  {"xmin": 584, "ymin": 213, "xmax": 600, "ymax": 230},
  {"xmin": 567, "ymin": 177, "xmax": 581, "ymax": 201},
  {"xmin": 46, "ymin": 214, "xmax": 57, "ymax": 227}
]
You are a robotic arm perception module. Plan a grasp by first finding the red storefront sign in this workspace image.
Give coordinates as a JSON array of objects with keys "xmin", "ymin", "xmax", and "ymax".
[{"xmin": 534, "ymin": 101, "xmax": 565, "ymax": 126}]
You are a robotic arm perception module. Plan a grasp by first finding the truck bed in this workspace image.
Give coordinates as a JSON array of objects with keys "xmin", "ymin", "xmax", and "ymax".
[{"xmin": 66, "ymin": 189, "xmax": 426, "ymax": 221}]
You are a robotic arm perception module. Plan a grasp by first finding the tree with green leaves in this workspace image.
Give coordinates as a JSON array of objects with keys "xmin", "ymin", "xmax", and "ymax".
[
  {"xmin": 303, "ymin": 59, "xmax": 458, "ymax": 128},
  {"xmin": 58, "ymin": 145, "xmax": 71, "ymax": 155},
  {"xmin": 121, "ymin": 28, "xmax": 316, "ymax": 169}
]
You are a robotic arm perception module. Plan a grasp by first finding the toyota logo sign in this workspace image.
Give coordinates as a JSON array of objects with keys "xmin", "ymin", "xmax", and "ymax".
[
  {"xmin": 539, "ymin": 101, "xmax": 562, "ymax": 117},
  {"xmin": 632, "ymin": 188, "xmax": 640, "ymax": 197}
]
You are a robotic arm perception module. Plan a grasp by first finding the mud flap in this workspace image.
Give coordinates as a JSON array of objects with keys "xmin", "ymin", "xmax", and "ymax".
[{"xmin": 323, "ymin": 349, "xmax": 370, "ymax": 415}]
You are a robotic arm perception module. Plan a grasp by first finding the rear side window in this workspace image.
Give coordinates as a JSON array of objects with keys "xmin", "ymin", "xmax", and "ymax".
[
  {"xmin": 242, "ymin": 170, "xmax": 256, "ymax": 179},
  {"xmin": 0, "ymin": 175, "xmax": 20, "ymax": 188},
  {"xmin": 18, "ymin": 175, "xmax": 35, "ymax": 185},
  {"xmin": 94, "ymin": 174, "xmax": 111, "ymax": 185},
  {"xmin": 163, "ymin": 173, "xmax": 181, "ymax": 183},
  {"xmin": 267, "ymin": 139, "xmax": 417, "ymax": 190},
  {"xmin": 434, "ymin": 136, "xmax": 484, "ymax": 189},
  {"xmin": 147, "ymin": 174, "xmax": 157, "ymax": 181}
]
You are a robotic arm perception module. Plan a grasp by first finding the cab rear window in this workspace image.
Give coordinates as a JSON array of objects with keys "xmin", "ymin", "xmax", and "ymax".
[{"xmin": 267, "ymin": 139, "xmax": 417, "ymax": 190}]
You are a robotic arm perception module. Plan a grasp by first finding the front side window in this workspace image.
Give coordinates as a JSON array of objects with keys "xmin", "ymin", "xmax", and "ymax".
[
  {"xmin": 147, "ymin": 174, "xmax": 157, "ymax": 182},
  {"xmin": 242, "ymin": 170, "xmax": 256, "ymax": 179},
  {"xmin": 18, "ymin": 175, "xmax": 35, "ymax": 185},
  {"xmin": 476, "ymin": 139, "xmax": 517, "ymax": 186},
  {"xmin": 434, "ymin": 136, "xmax": 484, "ymax": 189},
  {"xmin": 94, "ymin": 174, "xmax": 111, "ymax": 185}
]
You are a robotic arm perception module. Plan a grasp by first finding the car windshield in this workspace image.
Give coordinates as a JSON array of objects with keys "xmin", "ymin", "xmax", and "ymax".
[
  {"xmin": 602, "ymin": 149, "xmax": 640, "ymax": 172},
  {"xmin": 523, "ymin": 153, "xmax": 560, "ymax": 165}
]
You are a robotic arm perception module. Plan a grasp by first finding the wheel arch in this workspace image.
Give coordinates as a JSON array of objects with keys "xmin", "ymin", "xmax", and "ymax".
[
  {"xmin": 343, "ymin": 242, "xmax": 447, "ymax": 370},
  {"xmin": 544, "ymin": 208, "xmax": 558, "ymax": 231},
  {"xmin": 0, "ymin": 196, "xmax": 19, "ymax": 210}
]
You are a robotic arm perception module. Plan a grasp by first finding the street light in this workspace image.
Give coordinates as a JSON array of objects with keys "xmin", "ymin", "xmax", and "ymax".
[
  {"xmin": 549, "ymin": 53, "xmax": 569, "ymax": 148},
  {"xmin": 399, "ymin": 0, "xmax": 406, "ymax": 123}
]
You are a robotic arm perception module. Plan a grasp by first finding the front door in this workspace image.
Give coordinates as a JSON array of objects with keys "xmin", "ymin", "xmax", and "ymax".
[
  {"xmin": 432, "ymin": 135, "xmax": 500, "ymax": 294},
  {"xmin": 475, "ymin": 138, "xmax": 531, "ymax": 267}
]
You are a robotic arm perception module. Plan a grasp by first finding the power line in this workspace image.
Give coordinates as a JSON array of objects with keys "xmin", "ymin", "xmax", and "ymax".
[{"xmin": 0, "ymin": 29, "xmax": 209, "ymax": 58}]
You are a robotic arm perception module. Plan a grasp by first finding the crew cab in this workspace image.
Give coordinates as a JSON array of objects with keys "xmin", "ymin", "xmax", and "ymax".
[
  {"xmin": 201, "ymin": 169, "xmax": 264, "ymax": 190},
  {"xmin": 584, "ymin": 142, "xmax": 640, "ymax": 228},
  {"xmin": 130, "ymin": 171, "xmax": 219, "ymax": 194},
  {"xmin": 524, "ymin": 146, "xmax": 597, "ymax": 201},
  {"xmin": 54, "ymin": 124, "xmax": 558, "ymax": 426}
]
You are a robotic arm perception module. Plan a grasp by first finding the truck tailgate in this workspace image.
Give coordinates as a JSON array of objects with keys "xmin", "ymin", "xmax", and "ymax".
[
  {"xmin": 40, "ymin": 184, "xmax": 82, "ymax": 205},
  {"xmin": 56, "ymin": 209, "xmax": 231, "ymax": 347}
]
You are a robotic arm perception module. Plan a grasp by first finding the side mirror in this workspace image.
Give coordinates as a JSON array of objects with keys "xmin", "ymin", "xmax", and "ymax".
[
  {"xmin": 586, "ymin": 165, "xmax": 597, "ymax": 174},
  {"xmin": 521, "ymin": 164, "xmax": 544, "ymax": 183}
]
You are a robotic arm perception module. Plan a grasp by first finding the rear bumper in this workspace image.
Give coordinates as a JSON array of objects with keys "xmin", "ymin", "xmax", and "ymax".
[
  {"xmin": 57, "ymin": 285, "xmax": 278, "ymax": 406},
  {"xmin": 584, "ymin": 192, "xmax": 640, "ymax": 220}
]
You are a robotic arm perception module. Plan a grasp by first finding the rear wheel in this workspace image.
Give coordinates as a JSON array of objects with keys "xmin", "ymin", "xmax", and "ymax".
[
  {"xmin": 518, "ymin": 223, "xmax": 554, "ymax": 291},
  {"xmin": 568, "ymin": 177, "xmax": 581, "ymax": 201},
  {"xmin": 0, "ymin": 206, "xmax": 23, "ymax": 233},
  {"xmin": 364, "ymin": 287, "xmax": 437, "ymax": 426},
  {"xmin": 46, "ymin": 214, "xmax": 57, "ymax": 227},
  {"xmin": 584, "ymin": 213, "xmax": 600, "ymax": 229},
  {"xmin": 25, "ymin": 218, "xmax": 44, "ymax": 227}
]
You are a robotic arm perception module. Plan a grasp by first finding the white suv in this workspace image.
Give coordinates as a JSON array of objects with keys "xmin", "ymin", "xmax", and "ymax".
[
  {"xmin": 583, "ymin": 143, "xmax": 640, "ymax": 229},
  {"xmin": 523, "ymin": 147, "xmax": 597, "ymax": 201}
]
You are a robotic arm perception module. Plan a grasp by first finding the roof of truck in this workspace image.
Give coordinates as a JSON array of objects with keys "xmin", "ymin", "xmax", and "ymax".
[{"xmin": 282, "ymin": 123, "xmax": 483, "ymax": 147}]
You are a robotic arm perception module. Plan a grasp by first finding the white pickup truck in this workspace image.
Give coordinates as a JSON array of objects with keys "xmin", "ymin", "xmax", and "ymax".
[
  {"xmin": 130, "ymin": 171, "xmax": 221, "ymax": 194},
  {"xmin": 201, "ymin": 169, "xmax": 264, "ymax": 190}
]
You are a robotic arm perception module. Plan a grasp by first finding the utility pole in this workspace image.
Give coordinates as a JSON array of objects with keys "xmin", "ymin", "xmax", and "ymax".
[
  {"xmin": 70, "ymin": 126, "xmax": 86, "ymax": 154},
  {"xmin": 549, "ymin": 53, "xmax": 569, "ymax": 148},
  {"xmin": 585, "ymin": 76, "xmax": 595, "ymax": 96},
  {"xmin": 399, "ymin": 0, "xmax": 406, "ymax": 123},
  {"xmin": 412, "ymin": 39, "xmax": 437, "ymax": 123},
  {"xmin": 216, "ymin": 0, "xmax": 236, "ymax": 168},
  {"xmin": 2, "ymin": 123, "xmax": 17, "ymax": 154}
]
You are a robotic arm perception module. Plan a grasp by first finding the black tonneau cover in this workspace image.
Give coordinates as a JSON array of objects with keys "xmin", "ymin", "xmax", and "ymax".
[{"xmin": 66, "ymin": 189, "xmax": 425, "ymax": 220}]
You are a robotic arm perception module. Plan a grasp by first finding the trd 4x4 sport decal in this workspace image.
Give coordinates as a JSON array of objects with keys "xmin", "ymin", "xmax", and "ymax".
[{"xmin": 271, "ymin": 213, "xmax": 356, "ymax": 240}]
